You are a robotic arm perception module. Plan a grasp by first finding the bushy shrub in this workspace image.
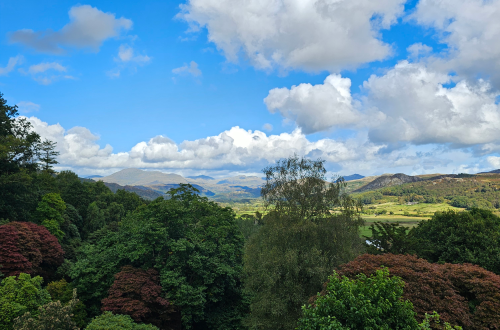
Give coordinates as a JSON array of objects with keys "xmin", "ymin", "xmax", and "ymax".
[
  {"xmin": 336, "ymin": 254, "xmax": 500, "ymax": 329},
  {"xmin": 86, "ymin": 312, "xmax": 158, "ymax": 330},
  {"xmin": 0, "ymin": 273, "xmax": 51, "ymax": 330},
  {"xmin": 298, "ymin": 268, "xmax": 418, "ymax": 329},
  {"xmin": 13, "ymin": 289, "xmax": 79, "ymax": 330}
]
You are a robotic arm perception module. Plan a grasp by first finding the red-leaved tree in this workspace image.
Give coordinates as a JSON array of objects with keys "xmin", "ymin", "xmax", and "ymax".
[
  {"xmin": 333, "ymin": 254, "xmax": 500, "ymax": 329},
  {"xmin": 102, "ymin": 265, "xmax": 179, "ymax": 329},
  {"xmin": 0, "ymin": 222, "xmax": 64, "ymax": 279}
]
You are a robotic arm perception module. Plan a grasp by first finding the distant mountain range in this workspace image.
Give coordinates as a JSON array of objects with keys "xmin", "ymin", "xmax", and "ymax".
[
  {"xmin": 89, "ymin": 168, "xmax": 500, "ymax": 201},
  {"xmin": 94, "ymin": 169, "xmax": 265, "ymax": 201}
]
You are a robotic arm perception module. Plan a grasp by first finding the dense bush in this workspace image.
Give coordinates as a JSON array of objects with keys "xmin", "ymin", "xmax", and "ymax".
[
  {"xmin": 0, "ymin": 273, "xmax": 51, "ymax": 330},
  {"xmin": 13, "ymin": 289, "xmax": 79, "ymax": 330},
  {"xmin": 86, "ymin": 312, "xmax": 158, "ymax": 330},
  {"xmin": 298, "ymin": 268, "xmax": 418, "ymax": 329},
  {"xmin": 46, "ymin": 279, "xmax": 87, "ymax": 328},
  {"xmin": 336, "ymin": 254, "xmax": 500, "ymax": 329}
]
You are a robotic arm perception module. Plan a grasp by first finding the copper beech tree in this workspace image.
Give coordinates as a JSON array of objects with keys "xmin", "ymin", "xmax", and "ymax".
[
  {"xmin": 0, "ymin": 222, "xmax": 64, "ymax": 279},
  {"xmin": 330, "ymin": 254, "xmax": 500, "ymax": 330},
  {"xmin": 102, "ymin": 266, "xmax": 178, "ymax": 330}
]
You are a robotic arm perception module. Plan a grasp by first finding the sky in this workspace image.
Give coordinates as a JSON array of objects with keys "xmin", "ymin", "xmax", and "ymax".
[{"xmin": 2, "ymin": 0, "xmax": 500, "ymax": 178}]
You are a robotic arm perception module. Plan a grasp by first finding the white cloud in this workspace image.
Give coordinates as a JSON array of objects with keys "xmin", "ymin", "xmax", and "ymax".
[
  {"xmin": 363, "ymin": 61, "xmax": 500, "ymax": 146},
  {"xmin": 265, "ymin": 74, "xmax": 361, "ymax": 134},
  {"xmin": 117, "ymin": 44, "xmax": 151, "ymax": 64},
  {"xmin": 25, "ymin": 62, "xmax": 71, "ymax": 85},
  {"xmin": 407, "ymin": 43, "xmax": 432, "ymax": 60},
  {"xmin": 487, "ymin": 156, "xmax": 500, "ymax": 169},
  {"xmin": 172, "ymin": 61, "xmax": 202, "ymax": 77},
  {"xmin": 108, "ymin": 44, "xmax": 151, "ymax": 78},
  {"xmin": 178, "ymin": 0, "xmax": 405, "ymax": 72},
  {"xmin": 9, "ymin": 5, "xmax": 132, "ymax": 54},
  {"xmin": 17, "ymin": 101, "xmax": 40, "ymax": 113},
  {"xmin": 28, "ymin": 62, "xmax": 67, "ymax": 74},
  {"xmin": 0, "ymin": 56, "xmax": 23, "ymax": 76},
  {"xmin": 265, "ymin": 61, "xmax": 500, "ymax": 148},
  {"xmin": 412, "ymin": 0, "xmax": 500, "ymax": 87},
  {"xmin": 25, "ymin": 116, "xmax": 499, "ymax": 176}
]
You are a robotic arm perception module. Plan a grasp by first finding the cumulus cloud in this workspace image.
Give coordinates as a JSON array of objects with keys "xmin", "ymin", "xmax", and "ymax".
[
  {"xmin": 412, "ymin": 0, "xmax": 500, "ymax": 87},
  {"xmin": 9, "ymin": 5, "xmax": 132, "ymax": 54},
  {"xmin": 178, "ymin": 0, "xmax": 405, "ymax": 72},
  {"xmin": 16, "ymin": 101, "xmax": 40, "ymax": 113},
  {"xmin": 172, "ymin": 61, "xmax": 202, "ymax": 77},
  {"xmin": 265, "ymin": 61, "xmax": 500, "ymax": 148},
  {"xmin": 265, "ymin": 74, "xmax": 361, "ymax": 134},
  {"xmin": 25, "ymin": 116, "xmax": 496, "ymax": 176},
  {"xmin": 364, "ymin": 61, "xmax": 500, "ymax": 146},
  {"xmin": 0, "ymin": 56, "xmax": 23, "ymax": 76}
]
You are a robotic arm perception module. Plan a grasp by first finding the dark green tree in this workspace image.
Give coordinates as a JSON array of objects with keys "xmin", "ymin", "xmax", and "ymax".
[
  {"xmin": 38, "ymin": 139, "xmax": 59, "ymax": 174},
  {"xmin": 365, "ymin": 221, "xmax": 417, "ymax": 255},
  {"xmin": 70, "ymin": 185, "xmax": 247, "ymax": 329},
  {"xmin": 244, "ymin": 155, "xmax": 364, "ymax": 330},
  {"xmin": 411, "ymin": 208, "xmax": 500, "ymax": 274}
]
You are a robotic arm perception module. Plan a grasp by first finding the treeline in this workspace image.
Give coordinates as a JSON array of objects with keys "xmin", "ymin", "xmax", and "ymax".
[
  {"xmin": 354, "ymin": 176, "xmax": 500, "ymax": 209},
  {"xmin": 2, "ymin": 92, "xmax": 500, "ymax": 329}
]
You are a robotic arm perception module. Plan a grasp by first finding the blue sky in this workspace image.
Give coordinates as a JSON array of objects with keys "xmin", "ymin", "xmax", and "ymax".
[{"xmin": 1, "ymin": 0, "xmax": 500, "ymax": 177}]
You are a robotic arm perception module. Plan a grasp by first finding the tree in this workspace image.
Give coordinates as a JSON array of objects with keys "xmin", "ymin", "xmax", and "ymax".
[
  {"xmin": 38, "ymin": 139, "xmax": 59, "ymax": 174},
  {"xmin": 0, "ymin": 222, "xmax": 64, "ymax": 279},
  {"xmin": 102, "ymin": 266, "xmax": 177, "ymax": 329},
  {"xmin": 36, "ymin": 193, "xmax": 67, "ymax": 241},
  {"xmin": 261, "ymin": 154, "xmax": 350, "ymax": 219},
  {"xmin": 46, "ymin": 280, "xmax": 87, "ymax": 328},
  {"xmin": 298, "ymin": 268, "xmax": 419, "ymax": 329},
  {"xmin": 13, "ymin": 289, "xmax": 79, "ymax": 330},
  {"xmin": 86, "ymin": 312, "xmax": 158, "ymax": 330},
  {"xmin": 244, "ymin": 156, "xmax": 364, "ymax": 330},
  {"xmin": 336, "ymin": 254, "xmax": 500, "ymax": 329},
  {"xmin": 410, "ymin": 208, "xmax": 500, "ymax": 274},
  {"xmin": 365, "ymin": 221, "xmax": 417, "ymax": 255},
  {"xmin": 71, "ymin": 185, "xmax": 246, "ymax": 329},
  {"xmin": 0, "ymin": 273, "xmax": 51, "ymax": 330}
]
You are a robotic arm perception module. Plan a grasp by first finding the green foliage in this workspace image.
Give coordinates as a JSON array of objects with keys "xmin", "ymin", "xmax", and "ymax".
[
  {"xmin": 297, "ymin": 268, "xmax": 418, "ymax": 330},
  {"xmin": 411, "ymin": 208, "xmax": 500, "ymax": 274},
  {"xmin": 244, "ymin": 156, "xmax": 364, "ymax": 330},
  {"xmin": 85, "ymin": 312, "xmax": 158, "ymax": 330},
  {"xmin": 41, "ymin": 219, "xmax": 65, "ymax": 241},
  {"xmin": 419, "ymin": 312, "xmax": 462, "ymax": 330},
  {"xmin": 46, "ymin": 280, "xmax": 87, "ymax": 328},
  {"xmin": 36, "ymin": 193, "xmax": 66, "ymax": 225},
  {"xmin": 365, "ymin": 222, "xmax": 416, "ymax": 255},
  {"xmin": 13, "ymin": 289, "xmax": 79, "ymax": 330},
  {"xmin": 38, "ymin": 139, "xmax": 59, "ymax": 174},
  {"xmin": 0, "ymin": 273, "xmax": 51, "ymax": 330},
  {"xmin": 71, "ymin": 184, "xmax": 246, "ymax": 329}
]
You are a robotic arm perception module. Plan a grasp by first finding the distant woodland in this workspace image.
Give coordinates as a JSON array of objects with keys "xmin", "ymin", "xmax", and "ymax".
[{"xmin": 2, "ymin": 92, "xmax": 500, "ymax": 329}]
